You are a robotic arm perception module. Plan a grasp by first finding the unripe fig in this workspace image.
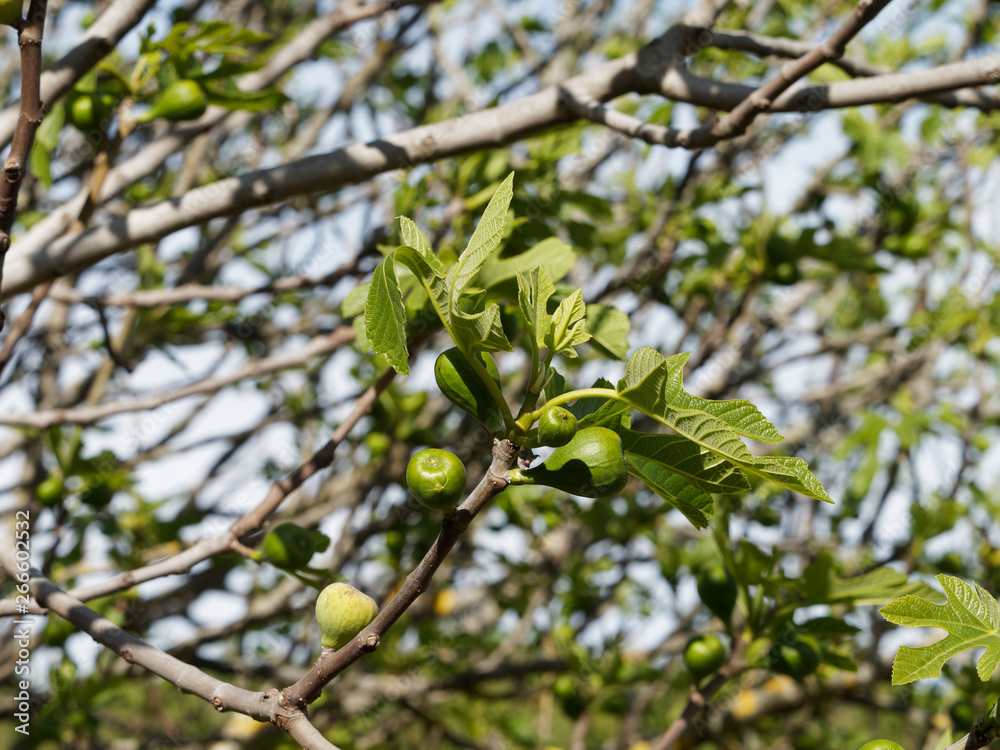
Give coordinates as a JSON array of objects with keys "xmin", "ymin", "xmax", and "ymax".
[
  {"xmin": 138, "ymin": 80, "xmax": 207, "ymax": 123},
  {"xmin": 406, "ymin": 449, "xmax": 467, "ymax": 511},
  {"xmin": 552, "ymin": 674, "xmax": 587, "ymax": 719},
  {"xmin": 769, "ymin": 636, "xmax": 820, "ymax": 681},
  {"xmin": 536, "ymin": 406, "xmax": 578, "ymax": 447},
  {"xmin": 697, "ymin": 565, "xmax": 738, "ymax": 624},
  {"xmin": 315, "ymin": 582, "xmax": 379, "ymax": 649},
  {"xmin": 683, "ymin": 633, "xmax": 728, "ymax": 681},
  {"xmin": 507, "ymin": 426, "xmax": 627, "ymax": 499},
  {"xmin": 261, "ymin": 523, "xmax": 315, "ymax": 570},
  {"xmin": 857, "ymin": 742, "xmax": 905, "ymax": 750},
  {"xmin": 434, "ymin": 347, "xmax": 503, "ymax": 431},
  {"xmin": 36, "ymin": 474, "xmax": 64, "ymax": 505},
  {"xmin": 0, "ymin": 0, "xmax": 21, "ymax": 27}
]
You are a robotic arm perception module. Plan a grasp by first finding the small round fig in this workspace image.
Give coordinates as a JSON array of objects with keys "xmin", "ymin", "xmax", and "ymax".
[
  {"xmin": 536, "ymin": 406, "xmax": 578, "ymax": 447},
  {"xmin": 315, "ymin": 582, "xmax": 379, "ymax": 649},
  {"xmin": 406, "ymin": 448, "xmax": 466, "ymax": 511},
  {"xmin": 768, "ymin": 636, "xmax": 820, "ymax": 681},
  {"xmin": 697, "ymin": 565, "xmax": 738, "ymax": 624},
  {"xmin": 261, "ymin": 523, "xmax": 315, "ymax": 570},
  {"xmin": 683, "ymin": 633, "xmax": 728, "ymax": 681},
  {"xmin": 138, "ymin": 80, "xmax": 208, "ymax": 123},
  {"xmin": 36, "ymin": 474, "xmax": 65, "ymax": 505}
]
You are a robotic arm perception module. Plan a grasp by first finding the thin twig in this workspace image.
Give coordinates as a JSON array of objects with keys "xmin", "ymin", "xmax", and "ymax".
[
  {"xmin": 0, "ymin": 546, "xmax": 340, "ymax": 749},
  {"xmin": 0, "ymin": 280, "xmax": 50, "ymax": 370},
  {"xmin": 0, "ymin": 0, "xmax": 48, "ymax": 327},
  {"xmin": 674, "ymin": 0, "xmax": 895, "ymax": 147},
  {"xmin": 0, "ymin": 326, "xmax": 355, "ymax": 427}
]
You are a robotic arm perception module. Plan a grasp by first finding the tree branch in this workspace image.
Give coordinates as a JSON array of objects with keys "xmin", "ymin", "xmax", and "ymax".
[
  {"xmin": 0, "ymin": 326, "xmax": 354, "ymax": 428},
  {"xmin": 0, "ymin": 366, "xmax": 395, "ymax": 616},
  {"xmin": 1, "ymin": 8, "xmax": 998, "ymax": 299},
  {"xmin": 0, "ymin": 546, "xmax": 340, "ymax": 749},
  {"xmin": 0, "ymin": 0, "xmax": 48, "ymax": 326}
]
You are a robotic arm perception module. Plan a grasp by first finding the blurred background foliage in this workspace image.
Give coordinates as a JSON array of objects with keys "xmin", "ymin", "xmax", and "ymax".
[{"xmin": 1, "ymin": 0, "xmax": 1000, "ymax": 748}]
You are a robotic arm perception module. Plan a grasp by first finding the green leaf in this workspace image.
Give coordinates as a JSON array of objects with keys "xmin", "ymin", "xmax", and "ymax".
[
  {"xmin": 625, "ymin": 457, "xmax": 714, "ymax": 529},
  {"xmin": 546, "ymin": 288, "xmax": 590, "ymax": 358},
  {"xmin": 394, "ymin": 246, "xmax": 451, "ymax": 336},
  {"xmin": 517, "ymin": 265, "xmax": 555, "ymax": 349},
  {"xmin": 30, "ymin": 101, "xmax": 65, "ymax": 190},
  {"xmin": 451, "ymin": 289, "xmax": 513, "ymax": 353},
  {"xmin": 364, "ymin": 251, "xmax": 408, "ymax": 375},
  {"xmin": 201, "ymin": 82, "xmax": 286, "ymax": 112},
  {"xmin": 578, "ymin": 399, "xmax": 630, "ymax": 431},
  {"xmin": 399, "ymin": 216, "xmax": 436, "ymax": 262},
  {"xmin": 616, "ymin": 347, "xmax": 832, "ymax": 502},
  {"xmin": 620, "ymin": 348, "xmax": 783, "ymax": 444},
  {"xmin": 749, "ymin": 456, "xmax": 834, "ymax": 504},
  {"xmin": 620, "ymin": 429, "xmax": 750, "ymax": 495},
  {"xmin": 585, "ymin": 304, "xmax": 630, "ymax": 361},
  {"xmin": 798, "ymin": 553, "xmax": 944, "ymax": 607},
  {"xmin": 479, "ymin": 237, "xmax": 576, "ymax": 293},
  {"xmin": 448, "ymin": 172, "xmax": 514, "ymax": 303},
  {"xmin": 880, "ymin": 574, "xmax": 1000, "ymax": 685},
  {"xmin": 341, "ymin": 282, "xmax": 370, "ymax": 317}
]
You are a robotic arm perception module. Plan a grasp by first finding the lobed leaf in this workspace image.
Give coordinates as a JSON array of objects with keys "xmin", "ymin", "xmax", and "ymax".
[
  {"xmin": 517, "ymin": 265, "xmax": 555, "ymax": 350},
  {"xmin": 585, "ymin": 304, "xmax": 630, "ymax": 361},
  {"xmin": 881, "ymin": 574, "xmax": 1000, "ymax": 685},
  {"xmin": 617, "ymin": 347, "xmax": 831, "ymax": 502},
  {"xmin": 546, "ymin": 288, "xmax": 590, "ymax": 358}
]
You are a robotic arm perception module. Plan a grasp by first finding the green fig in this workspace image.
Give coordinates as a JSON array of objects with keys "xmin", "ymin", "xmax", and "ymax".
[
  {"xmin": 406, "ymin": 448, "xmax": 467, "ymax": 511},
  {"xmin": 536, "ymin": 406, "xmax": 578, "ymax": 447},
  {"xmin": 138, "ymin": 80, "xmax": 207, "ymax": 123},
  {"xmin": 36, "ymin": 473, "xmax": 64, "ymax": 505},
  {"xmin": 683, "ymin": 633, "xmax": 728, "ymax": 681},
  {"xmin": 261, "ymin": 523, "xmax": 315, "ymax": 570},
  {"xmin": 315, "ymin": 582, "xmax": 379, "ymax": 649},
  {"xmin": 507, "ymin": 426, "xmax": 627, "ymax": 499}
]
